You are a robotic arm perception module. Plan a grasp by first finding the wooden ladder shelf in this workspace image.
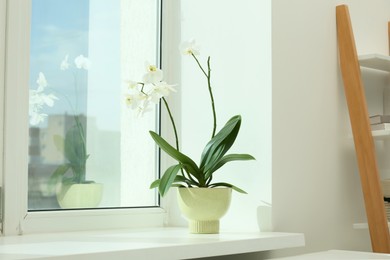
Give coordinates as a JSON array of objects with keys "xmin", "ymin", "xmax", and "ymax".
[{"xmin": 336, "ymin": 4, "xmax": 390, "ymax": 253}]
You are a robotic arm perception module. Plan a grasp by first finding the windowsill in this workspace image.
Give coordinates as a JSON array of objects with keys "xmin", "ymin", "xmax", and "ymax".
[{"xmin": 0, "ymin": 227, "xmax": 305, "ymax": 259}]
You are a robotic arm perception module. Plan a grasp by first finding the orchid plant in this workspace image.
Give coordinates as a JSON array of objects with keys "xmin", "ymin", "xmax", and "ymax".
[
  {"xmin": 49, "ymin": 54, "xmax": 92, "ymax": 186},
  {"xmin": 125, "ymin": 40, "xmax": 255, "ymax": 197},
  {"xmin": 29, "ymin": 54, "xmax": 92, "ymax": 187}
]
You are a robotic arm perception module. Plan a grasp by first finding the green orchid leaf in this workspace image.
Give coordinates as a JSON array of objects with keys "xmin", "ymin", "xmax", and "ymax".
[
  {"xmin": 150, "ymin": 174, "xmax": 189, "ymax": 189},
  {"xmin": 200, "ymin": 115, "xmax": 241, "ymax": 171},
  {"xmin": 159, "ymin": 164, "xmax": 183, "ymax": 197},
  {"xmin": 205, "ymin": 154, "xmax": 256, "ymax": 179},
  {"xmin": 209, "ymin": 182, "xmax": 247, "ymax": 194},
  {"xmin": 64, "ymin": 125, "xmax": 87, "ymax": 166},
  {"xmin": 202, "ymin": 146, "xmax": 226, "ymax": 173},
  {"xmin": 63, "ymin": 123, "xmax": 89, "ymax": 182},
  {"xmin": 185, "ymin": 176, "xmax": 201, "ymax": 186},
  {"xmin": 149, "ymin": 131, "xmax": 201, "ymax": 178},
  {"xmin": 74, "ymin": 115, "xmax": 86, "ymax": 142},
  {"xmin": 150, "ymin": 179, "xmax": 161, "ymax": 189},
  {"xmin": 174, "ymin": 174, "xmax": 190, "ymax": 184},
  {"xmin": 171, "ymin": 184, "xmax": 186, "ymax": 188},
  {"xmin": 48, "ymin": 164, "xmax": 71, "ymax": 191}
]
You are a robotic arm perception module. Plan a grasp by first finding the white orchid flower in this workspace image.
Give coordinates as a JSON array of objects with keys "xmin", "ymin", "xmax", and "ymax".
[
  {"xmin": 74, "ymin": 55, "xmax": 91, "ymax": 70},
  {"xmin": 125, "ymin": 94, "xmax": 138, "ymax": 110},
  {"xmin": 60, "ymin": 54, "xmax": 70, "ymax": 70},
  {"xmin": 149, "ymin": 82, "xmax": 177, "ymax": 104},
  {"xmin": 124, "ymin": 63, "xmax": 177, "ymax": 117},
  {"xmin": 157, "ymin": 81, "xmax": 176, "ymax": 94},
  {"xmin": 125, "ymin": 90, "xmax": 148, "ymax": 110},
  {"xmin": 142, "ymin": 63, "xmax": 163, "ymax": 84},
  {"xmin": 148, "ymin": 92, "xmax": 161, "ymax": 104},
  {"xmin": 180, "ymin": 39, "xmax": 200, "ymax": 56},
  {"xmin": 125, "ymin": 80, "xmax": 138, "ymax": 90},
  {"xmin": 125, "ymin": 94, "xmax": 133, "ymax": 108},
  {"xmin": 135, "ymin": 100, "xmax": 153, "ymax": 117}
]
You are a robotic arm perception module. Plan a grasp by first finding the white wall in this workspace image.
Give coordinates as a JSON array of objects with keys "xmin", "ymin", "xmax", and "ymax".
[
  {"xmin": 272, "ymin": 0, "xmax": 390, "ymax": 257},
  {"xmin": 183, "ymin": 0, "xmax": 390, "ymax": 259},
  {"xmin": 175, "ymin": 0, "xmax": 272, "ymax": 232}
]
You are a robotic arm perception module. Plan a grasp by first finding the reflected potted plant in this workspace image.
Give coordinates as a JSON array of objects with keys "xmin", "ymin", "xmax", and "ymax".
[
  {"xmin": 29, "ymin": 55, "xmax": 103, "ymax": 209},
  {"xmin": 49, "ymin": 115, "xmax": 103, "ymax": 209},
  {"xmin": 51, "ymin": 54, "xmax": 103, "ymax": 209},
  {"xmin": 125, "ymin": 40, "xmax": 255, "ymax": 233}
]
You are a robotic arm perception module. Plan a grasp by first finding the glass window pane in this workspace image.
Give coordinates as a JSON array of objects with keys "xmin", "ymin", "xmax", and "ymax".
[{"xmin": 28, "ymin": 0, "xmax": 160, "ymax": 210}]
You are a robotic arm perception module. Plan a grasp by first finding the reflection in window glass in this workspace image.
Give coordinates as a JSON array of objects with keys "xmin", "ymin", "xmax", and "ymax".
[{"xmin": 28, "ymin": 0, "xmax": 160, "ymax": 210}]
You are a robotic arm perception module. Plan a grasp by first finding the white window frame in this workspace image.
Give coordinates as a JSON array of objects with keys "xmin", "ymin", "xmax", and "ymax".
[{"xmin": 1, "ymin": 0, "xmax": 179, "ymax": 236}]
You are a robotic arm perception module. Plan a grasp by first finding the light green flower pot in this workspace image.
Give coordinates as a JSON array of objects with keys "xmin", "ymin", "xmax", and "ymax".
[
  {"xmin": 57, "ymin": 183, "xmax": 103, "ymax": 209},
  {"xmin": 177, "ymin": 187, "xmax": 232, "ymax": 234}
]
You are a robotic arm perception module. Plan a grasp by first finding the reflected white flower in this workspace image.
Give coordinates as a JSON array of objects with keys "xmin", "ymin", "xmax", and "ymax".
[
  {"xmin": 29, "ymin": 112, "xmax": 47, "ymax": 126},
  {"xmin": 142, "ymin": 63, "xmax": 163, "ymax": 84},
  {"xmin": 36, "ymin": 72, "xmax": 48, "ymax": 90},
  {"xmin": 29, "ymin": 73, "xmax": 58, "ymax": 126},
  {"xmin": 30, "ymin": 91, "xmax": 57, "ymax": 107},
  {"xmin": 29, "ymin": 90, "xmax": 41, "ymax": 104},
  {"xmin": 180, "ymin": 39, "xmax": 200, "ymax": 56},
  {"xmin": 74, "ymin": 55, "xmax": 91, "ymax": 70},
  {"xmin": 60, "ymin": 54, "xmax": 70, "ymax": 70},
  {"xmin": 41, "ymin": 93, "xmax": 58, "ymax": 107}
]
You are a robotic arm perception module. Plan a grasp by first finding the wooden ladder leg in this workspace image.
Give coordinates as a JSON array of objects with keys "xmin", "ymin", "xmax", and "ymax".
[
  {"xmin": 336, "ymin": 4, "xmax": 390, "ymax": 253},
  {"xmin": 388, "ymin": 21, "xmax": 390, "ymax": 55}
]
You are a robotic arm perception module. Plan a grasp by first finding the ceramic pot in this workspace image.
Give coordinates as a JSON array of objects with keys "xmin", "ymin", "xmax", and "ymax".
[
  {"xmin": 57, "ymin": 183, "xmax": 103, "ymax": 209},
  {"xmin": 177, "ymin": 187, "xmax": 232, "ymax": 234}
]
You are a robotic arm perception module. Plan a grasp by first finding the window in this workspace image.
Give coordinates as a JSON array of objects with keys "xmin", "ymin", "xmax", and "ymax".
[
  {"xmin": 3, "ymin": 0, "xmax": 165, "ymax": 235},
  {"xmin": 28, "ymin": 0, "xmax": 161, "ymax": 211}
]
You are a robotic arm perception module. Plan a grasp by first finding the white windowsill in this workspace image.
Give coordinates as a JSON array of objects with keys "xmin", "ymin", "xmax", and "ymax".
[{"xmin": 0, "ymin": 227, "xmax": 305, "ymax": 260}]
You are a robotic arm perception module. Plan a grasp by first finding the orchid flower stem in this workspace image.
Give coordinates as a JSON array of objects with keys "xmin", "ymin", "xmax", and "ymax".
[
  {"xmin": 162, "ymin": 97, "xmax": 196, "ymax": 182},
  {"xmin": 162, "ymin": 97, "xmax": 179, "ymax": 151},
  {"xmin": 192, "ymin": 53, "xmax": 208, "ymax": 78},
  {"xmin": 207, "ymin": 57, "xmax": 217, "ymax": 138},
  {"xmin": 140, "ymin": 83, "xmax": 147, "ymax": 95},
  {"xmin": 72, "ymin": 71, "xmax": 79, "ymax": 113},
  {"xmin": 191, "ymin": 54, "xmax": 217, "ymax": 138},
  {"xmin": 49, "ymin": 88, "xmax": 85, "ymax": 147}
]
